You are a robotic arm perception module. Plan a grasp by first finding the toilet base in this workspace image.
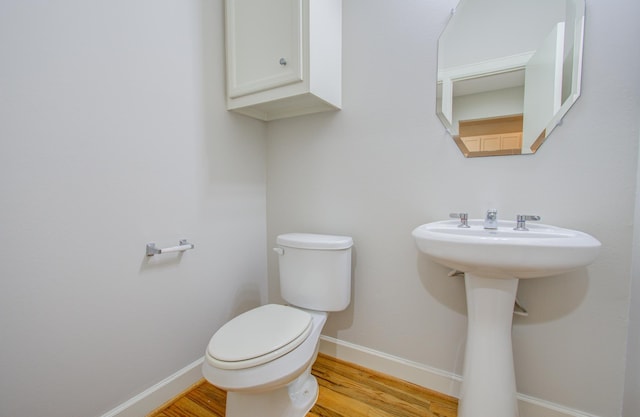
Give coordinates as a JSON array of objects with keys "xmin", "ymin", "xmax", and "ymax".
[{"xmin": 226, "ymin": 366, "xmax": 319, "ymax": 417}]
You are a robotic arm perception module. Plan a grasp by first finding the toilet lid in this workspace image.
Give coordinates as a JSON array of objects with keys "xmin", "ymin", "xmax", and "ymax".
[{"xmin": 207, "ymin": 304, "xmax": 312, "ymax": 370}]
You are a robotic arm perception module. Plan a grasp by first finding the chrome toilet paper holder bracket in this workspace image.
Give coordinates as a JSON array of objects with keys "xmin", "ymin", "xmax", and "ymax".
[{"xmin": 146, "ymin": 239, "xmax": 194, "ymax": 256}]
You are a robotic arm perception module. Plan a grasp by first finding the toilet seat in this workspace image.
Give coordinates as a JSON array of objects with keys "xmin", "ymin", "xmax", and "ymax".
[{"xmin": 207, "ymin": 304, "xmax": 312, "ymax": 370}]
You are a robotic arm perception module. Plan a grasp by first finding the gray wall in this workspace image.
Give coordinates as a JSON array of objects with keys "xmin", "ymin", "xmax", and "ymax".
[
  {"xmin": 0, "ymin": 1, "xmax": 267, "ymax": 416},
  {"xmin": 623, "ymin": 127, "xmax": 640, "ymax": 417},
  {"xmin": 266, "ymin": 0, "xmax": 639, "ymax": 416}
]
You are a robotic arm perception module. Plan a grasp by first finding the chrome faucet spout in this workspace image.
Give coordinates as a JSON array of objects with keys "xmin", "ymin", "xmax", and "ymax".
[{"xmin": 484, "ymin": 209, "xmax": 498, "ymax": 229}]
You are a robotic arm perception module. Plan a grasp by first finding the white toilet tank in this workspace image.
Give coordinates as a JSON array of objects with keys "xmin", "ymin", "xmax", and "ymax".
[{"xmin": 275, "ymin": 233, "xmax": 353, "ymax": 312}]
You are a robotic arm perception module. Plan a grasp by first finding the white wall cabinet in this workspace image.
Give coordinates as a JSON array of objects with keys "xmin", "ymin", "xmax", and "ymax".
[{"xmin": 225, "ymin": 0, "xmax": 342, "ymax": 121}]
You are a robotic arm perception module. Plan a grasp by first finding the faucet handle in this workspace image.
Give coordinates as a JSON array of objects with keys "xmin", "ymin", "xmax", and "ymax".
[
  {"xmin": 514, "ymin": 215, "xmax": 540, "ymax": 231},
  {"xmin": 450, "ymin": 212, "xmax": 470, "ymax": 228},
  {"xmin": 517, "ymin": 215, "xmax": 541, "ymax": 221}
]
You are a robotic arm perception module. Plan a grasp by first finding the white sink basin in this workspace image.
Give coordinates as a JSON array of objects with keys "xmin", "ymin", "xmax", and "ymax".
[
  {"xmin": 412, "ymin": 218, "xmax": 601, "ymax": 417},
  {"xmin": 412, "ymin": 219, "xmax": 601, "ymax": 279}
]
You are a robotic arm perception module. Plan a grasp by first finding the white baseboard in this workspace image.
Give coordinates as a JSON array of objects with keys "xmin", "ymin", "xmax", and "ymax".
[
  {"xmin": 100, "ymin": 357, "xmax": 204, "ymax": 417},
  {"xmin": 101, "ymin": 338, "xmax": 601, "ymax": 417},
  {"xmin": 319, "ymin": 335, "xmax": 463, "ymax": 397},
  {"xmin": 319, "ymin": 336, "xmax": 600, "ymax": 417}
]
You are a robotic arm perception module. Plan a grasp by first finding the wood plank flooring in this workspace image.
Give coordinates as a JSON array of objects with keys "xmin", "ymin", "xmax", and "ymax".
[{"xmin": 149, "ymin": 353, "xmax": 458, "ymax": 417}]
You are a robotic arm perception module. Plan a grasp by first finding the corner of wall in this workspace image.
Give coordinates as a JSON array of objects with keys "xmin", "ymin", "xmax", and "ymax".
[{"xmin": 622, "ymin": 123, "xmax": 640, "ymax": 417}]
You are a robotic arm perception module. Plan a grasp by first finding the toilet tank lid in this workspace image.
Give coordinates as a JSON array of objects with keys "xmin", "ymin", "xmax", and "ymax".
[{"xmin": 277, "ymin": 233, "xmax": 353, "ymax": 250}]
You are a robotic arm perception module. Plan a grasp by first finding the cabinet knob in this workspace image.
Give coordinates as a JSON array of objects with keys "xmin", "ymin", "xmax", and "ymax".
[{"xmin": 279, "ymin": 58, "xmax": 287, "ymax": 66}]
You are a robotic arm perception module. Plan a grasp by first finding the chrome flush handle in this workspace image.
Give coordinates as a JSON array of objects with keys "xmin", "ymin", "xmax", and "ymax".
[{"xmin": 514, "ymin": 215, "xmax": 541, "ymax": 231}]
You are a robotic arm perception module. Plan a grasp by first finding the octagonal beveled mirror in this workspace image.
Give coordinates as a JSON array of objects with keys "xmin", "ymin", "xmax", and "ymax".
[{"xmin": 436, "ymin": 0, "xmax": 585, "ymax": 157}]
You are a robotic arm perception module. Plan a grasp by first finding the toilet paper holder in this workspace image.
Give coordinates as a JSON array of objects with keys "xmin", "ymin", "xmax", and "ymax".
[{"xmin": 146, "ymin": 239, "xmax": 194, "ymax": 256}]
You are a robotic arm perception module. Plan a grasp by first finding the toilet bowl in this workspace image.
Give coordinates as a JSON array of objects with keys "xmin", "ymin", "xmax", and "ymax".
[
  {"xmin": 201, "ymin": 233, "xmax": 353, "ymax": 417},
  {"xmin": 203, "ymin": 305, "xmax": 327, "ymax": 416}
]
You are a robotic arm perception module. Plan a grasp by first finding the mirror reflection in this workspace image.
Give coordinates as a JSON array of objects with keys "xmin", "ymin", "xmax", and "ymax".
[{"xmin": 436, "ymin": 0, "xmax": 585, "ymax": 157}]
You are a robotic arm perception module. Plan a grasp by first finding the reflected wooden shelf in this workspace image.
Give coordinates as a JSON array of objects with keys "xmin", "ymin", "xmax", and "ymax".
[{"xmin": 455, "ymin": 114, "xmax": 524, "ymax": 158}]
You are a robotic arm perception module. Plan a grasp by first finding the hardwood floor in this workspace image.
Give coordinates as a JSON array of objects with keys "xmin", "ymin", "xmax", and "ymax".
[{"xmin": 149, "ymin": 353, "xmax": 458, "ymax": 417}]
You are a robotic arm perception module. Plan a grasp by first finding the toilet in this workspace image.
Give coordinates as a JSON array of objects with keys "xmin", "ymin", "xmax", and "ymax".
[{"xmin": 202, "ymin": 233, "xmax": 353, "ymax": 417}]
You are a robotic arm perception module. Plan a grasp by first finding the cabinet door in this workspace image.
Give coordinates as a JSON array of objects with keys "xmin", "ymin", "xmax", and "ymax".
[
  {"xmin": 462, "ymin": 136, "xmax": 481, "ymax": 152},
  {"xmin": 226, "ymin": 0, "xmax": 303, "ymax": 98},
  {"xmin": 501, "ymin": 133, "xmax": 522, "ymax": 150},
  {"xmin": 481, "ymin": 135, "xmax": 501, "ymax": 152}
]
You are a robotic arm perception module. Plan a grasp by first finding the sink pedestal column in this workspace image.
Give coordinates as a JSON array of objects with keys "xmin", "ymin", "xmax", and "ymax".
[{"xmin": 458, "ymin": 273, "xmax": 519, "ymax": 417}]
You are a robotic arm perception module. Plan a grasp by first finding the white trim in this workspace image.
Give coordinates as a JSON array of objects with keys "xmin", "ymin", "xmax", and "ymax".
[
  {"xmin": 319, "ymin": 336, "xmax": 601, "ymax": 417},
  {"xmin": 518, "ymin": 394, "xmax": 602, "ymax": 417},
  {"xmin": 100, "ymin": 339, "xmax": 603, "ymax": 417},
  {"xmin": 438, "ymin": 52, "xmax": 534, "ymax": 83},
  {"xmin": 100, "ymin": 357, "xmax": 204, "ymax": 417},
  {"xmin": 319, "ymin": 335, "xmax": 462, "ymax": 397}
]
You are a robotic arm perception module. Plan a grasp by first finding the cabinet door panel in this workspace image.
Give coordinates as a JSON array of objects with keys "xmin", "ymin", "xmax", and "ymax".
[
  {"xmin": 481, "ymin": 135, "xmax": 501, "ymax": 152},
  {"xmin": 227, "ymin": 0, "xmax": 303, "ymax": 98},
  {"xmin": 462, "ymin": 136, "xmax": 481, "ymax": 152},
  {"xmin": 501, "ymin": 133, "xmax": 522, "ymax": 150}
]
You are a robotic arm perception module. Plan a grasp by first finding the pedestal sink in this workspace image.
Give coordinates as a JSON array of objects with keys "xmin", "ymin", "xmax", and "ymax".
[{"xmin": 412, "ymin": 219, "xmax": 601, "ymax": 417}]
